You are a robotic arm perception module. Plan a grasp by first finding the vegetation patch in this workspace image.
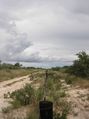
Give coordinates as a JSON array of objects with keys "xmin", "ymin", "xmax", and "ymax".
[{"xmin": 10, "ymin": 84, "xmax": 35, "ymax": 108}]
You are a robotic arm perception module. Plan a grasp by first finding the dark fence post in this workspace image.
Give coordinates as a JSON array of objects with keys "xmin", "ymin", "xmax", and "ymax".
[{"xmin": 39, "ymin": 101, "xmax": 53, "ymax": 119}]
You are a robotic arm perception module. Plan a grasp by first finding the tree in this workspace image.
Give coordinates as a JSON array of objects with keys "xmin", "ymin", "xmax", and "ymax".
[
  {"xmin": 69, "ymin": 51, "xmax": 89, "ymax": 77},
  {"xmin": 14, "ymin": 63, "xmax": 22, "ymax": 68}
]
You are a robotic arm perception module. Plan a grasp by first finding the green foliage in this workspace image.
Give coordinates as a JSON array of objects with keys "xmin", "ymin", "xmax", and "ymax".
[
  {"xmin": 0, "ymin": 63, "xmax": 14, "ymax": 69},
  {"xmin": 10, "ymin": 84, "xmax": 35, "ymax": 107},
  {"xmin": 36, "ymin": 87, "xmax": 44, "ymax": 101},
  {"xmin": 10, "ymin": 100, "xmax": 21, "ymax": 109},
  {"xmin": 0, "ymin": 62, "xmax": 23, "ymax": 70},
  {"xmin": 68, "ymin": 51, "xmax": 89, "ymax": 77},
  {"xmin": 51, "ymin": 67, "xmax": 60, "ymax": 71},
  {"xmin": 14, "ymin": 62, "xmax": 22, "ymax": 68}
]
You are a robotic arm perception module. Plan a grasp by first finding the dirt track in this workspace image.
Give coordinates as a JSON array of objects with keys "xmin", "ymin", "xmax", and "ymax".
[{"xmin": 0, "ymin": 75, "xmax": 31, "ymax": 112}]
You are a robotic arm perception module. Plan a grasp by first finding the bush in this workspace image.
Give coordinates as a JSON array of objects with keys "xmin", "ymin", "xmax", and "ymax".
[
  {"xmin": 68, "ymin": 51, "xmax": 89, "ymax": 77},
  {"xmin": 10, "ymin": 100, "xmax": 21, "ymax": 109},
  {"xmin": 10, "ymin": 84, "xmax": 35, "ymax": 107}
]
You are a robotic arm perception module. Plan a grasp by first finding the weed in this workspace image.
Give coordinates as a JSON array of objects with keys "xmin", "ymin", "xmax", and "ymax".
[
  {"xmin": 35, "ymin": 87, "xmax": 44, "ymax": 101},
  {"xmin": 10, "ymin": 84, "xmax": 35, "ymax": 108},
  {"xmin": 2, "ymin": 107, "xmax": 11, "ymax": 113}
]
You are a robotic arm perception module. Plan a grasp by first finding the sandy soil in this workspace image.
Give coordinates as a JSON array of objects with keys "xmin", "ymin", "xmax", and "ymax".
[
  {"xmin": 0, "ymin": 75, "xmax": 32, "ymax": 112},
  {"xmin": 67, "ymin": 88, "xmax": 89, "ymax": 119},
  {"xmin": 61, "ymin": 80, "xmax": 89, "ymax": 119}
]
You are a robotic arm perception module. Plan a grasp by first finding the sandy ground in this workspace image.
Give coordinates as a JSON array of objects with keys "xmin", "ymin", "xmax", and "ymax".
[
  {"xmin": 0, "ymin": 76, "xmax": 89, "ymax": 119},
  {"xmin": 61, "ymin": 80, "xmax": 89, "ymax": 119},
  {"xmin": 67, "ymin": 89, "xmax": 89, "ymax": 119},
  {"xmin": 0, "ymin": 75, "xmax": 31, "ymax": 112}
]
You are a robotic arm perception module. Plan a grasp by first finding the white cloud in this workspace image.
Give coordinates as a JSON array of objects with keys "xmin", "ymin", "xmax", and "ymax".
[{"xmin": 0, "ymin": 0, "xmax": 89, "ymax": 65}]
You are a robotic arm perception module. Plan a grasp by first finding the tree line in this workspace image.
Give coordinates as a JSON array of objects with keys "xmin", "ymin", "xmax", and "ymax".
[{"xmin": 0, "ymin": 62, "xmax": 22, "ymax": 69}]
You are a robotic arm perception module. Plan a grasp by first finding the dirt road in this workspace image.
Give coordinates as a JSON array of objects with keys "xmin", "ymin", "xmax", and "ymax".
[{"xmin": 0, "ymin": 75, "xmax": 31, "ymax": 112}]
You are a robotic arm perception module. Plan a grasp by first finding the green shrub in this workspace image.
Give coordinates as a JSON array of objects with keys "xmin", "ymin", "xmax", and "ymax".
[
  {"xmin": 10, "ymin": 84, "xmax": 35, "ymax": 107},
  {"xmin": 68, "ymin": 51, "xmax": 89, "ymax": 78},
  {"xmin": 10, "ymin": 100, "xmax": 21, "ymax": 109}
]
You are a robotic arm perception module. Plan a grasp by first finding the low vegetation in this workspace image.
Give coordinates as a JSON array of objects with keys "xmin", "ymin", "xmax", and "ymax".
[
  {"xmin": 0, "ymin": 62, "xmax": 43, "ymax": 82},
  {"xmin": 2, "ymin": 70, "xmax": 70, "ymax": 119},
  {"xmin": 10, "ymin": 84, "xmax": 35, "ymax": 107}
]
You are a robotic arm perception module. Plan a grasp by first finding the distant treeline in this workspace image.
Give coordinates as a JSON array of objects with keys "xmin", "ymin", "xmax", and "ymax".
[
  {"xmin": 0, "ymin": 61, "xmax": 44, "ymax": 70},
  {"xmin": 0, "ymin": 62, "xmax": 23, "ymax": 69},
  {"xmin": 51, "ymin": 66, "xmax": 69, "ymax": 71}
]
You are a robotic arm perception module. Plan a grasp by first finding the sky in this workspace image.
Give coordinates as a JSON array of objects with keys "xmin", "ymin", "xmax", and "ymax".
[{"xmin": 0, "ymin": 0, "xmax": 89, "ymax": 66}]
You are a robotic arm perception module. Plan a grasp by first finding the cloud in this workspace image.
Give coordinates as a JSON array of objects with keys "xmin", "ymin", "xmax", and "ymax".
[
  {"xmin": 0, "ymin": 10, "xmax": 32, "ymax": 61},
  {"xmin": 0, "ymin": 0, "xmax": 89, "ymax": 65}
]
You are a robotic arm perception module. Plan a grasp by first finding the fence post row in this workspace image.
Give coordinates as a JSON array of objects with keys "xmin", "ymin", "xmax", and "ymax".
[{"xmin": 39, "ymin": 70, "xmax": 53, "ymax": 119}]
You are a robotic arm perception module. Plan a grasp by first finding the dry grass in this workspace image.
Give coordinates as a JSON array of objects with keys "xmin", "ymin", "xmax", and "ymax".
[
  {"xmin": 65, "ymin": 74, "xmax": 89, "ymax": 89},
  {"xmin": 0, "ymin": 69, "xmax": 34, "ymax": 82},
  {"xmin": 73, "ymin": 78, "xmax": 89, "ymax": 89}
]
